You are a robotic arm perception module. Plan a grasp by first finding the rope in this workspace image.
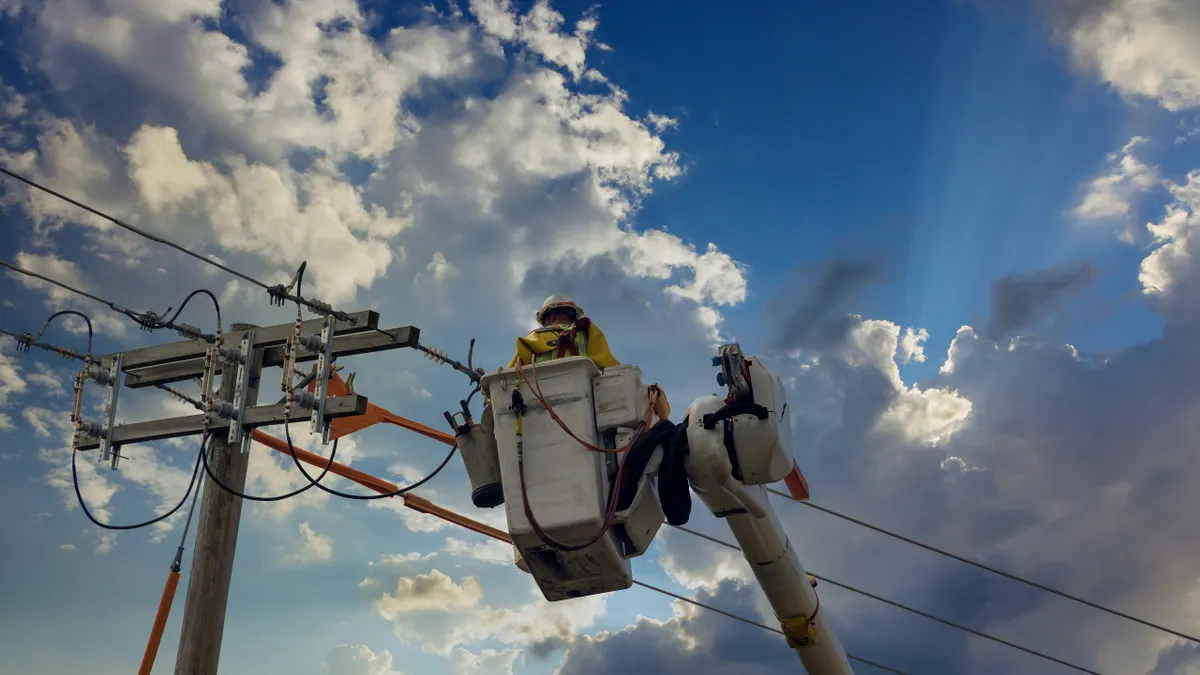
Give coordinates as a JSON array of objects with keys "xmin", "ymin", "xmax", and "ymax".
[{"xmin": 509, "ymin": 358, "xmax": 659, "ymax": 552}]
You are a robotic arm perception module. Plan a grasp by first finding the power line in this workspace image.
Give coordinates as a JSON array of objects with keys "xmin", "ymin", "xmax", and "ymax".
[
  {"xmin": 0, "ymin": 165, "xmax": 357, "ymax": 323},
  {"xmin": 765, "ymin": 488, "xmax": 1199, "ymax": 645},
  {"xmin": 1, "ymin": 326, "xmax": 206, "ymax": 416},
  {"xmin": 1, "ymin": 259, "xmax": 218, "ymax": 341},
  {"xmin": 671, "ymin": 525, "xmax": 1103, "ymax": 675},
  {"xmin": 632, "ymin": 580, "xmax": 909, "ymax": 675}
]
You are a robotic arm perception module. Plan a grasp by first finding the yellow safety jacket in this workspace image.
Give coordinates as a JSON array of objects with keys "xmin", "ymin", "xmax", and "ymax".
[{"xmin": 506, "ymin": 317, "xmax": 619, "ymax": 371}]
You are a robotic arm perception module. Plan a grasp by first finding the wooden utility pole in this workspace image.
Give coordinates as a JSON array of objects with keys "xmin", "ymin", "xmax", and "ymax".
[{"xmin": 173, "ymin": 323, "xmax": 262, "ymax": 675}]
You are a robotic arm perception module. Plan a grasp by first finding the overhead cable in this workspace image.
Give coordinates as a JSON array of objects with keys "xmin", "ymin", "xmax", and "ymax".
[
  {"xmin": 765, "ymin": 488, "xmax": 1200, "ymax": 645},
  {"xmin": 671, "ymin": 524, "xmax": 1103, "ymax": 675},
  {"xmin": 632, "ymin": 580, "xmax": 909, "ymax": 675},
  {"xmin": 0, "ymin": 166, "xmax": 357, "ymax": 323},
  {"xmin": 0, "ymin": 259, "xmax": 219, "ymax": 341},
  {"xmin": 72, "ymin": 428, "xmax": 207, "ymax": 531}
]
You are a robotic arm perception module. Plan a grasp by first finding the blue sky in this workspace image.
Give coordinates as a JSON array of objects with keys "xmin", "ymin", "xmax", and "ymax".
[{"xmin": 2, "ymin": 0, "xmax": 1200, "ymax": 674}]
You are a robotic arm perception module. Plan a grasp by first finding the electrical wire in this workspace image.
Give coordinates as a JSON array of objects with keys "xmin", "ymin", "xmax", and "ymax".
[
  {"xmin": 670, "ymin": 524, "xmax": 1104, "ymax": 675},
  {"xmin": 632, "ymin": 580, "xmax": 909, "ymax": 675},
  {"xmin": 765, "ymin": 488, "xmax": 1200, "ymax": 645},
  {"xmin": 0, "ymin": 259, "xmax": 218, "ymax": 341},
  {"xmin": 1, "ymin": 323, "xmax": 337, "ymax": 504},
  {"xmin": 158, "ymin": 288, "xmax": 223, "ymax": 336},
  {"xmin": 0, "ymin": 327, "xmax": 84, "ymax": 360},
  {"xmin": 200, "ymin": 432, "xmax": 339, "ymax": 503},
  {"xmin": 279, "ymin": 415, "xmax": 458, "ymax": 500},
  {"xmin": 34, "ymin": 309, "xmax": 93, "ymax": 354},
  {"xmin": 0, "ymin": 166, "xmax": 357, "ymax": 323},
  {"xmin": 277, "ymin": 265, "xmax": 458, "ymax": 500},
  {"xmin": 72, "ymin": 434, "xmax": 206, "ymax": 531}
]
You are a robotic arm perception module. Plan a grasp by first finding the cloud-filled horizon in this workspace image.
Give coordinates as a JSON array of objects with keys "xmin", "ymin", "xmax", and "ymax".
[{"xmin": 2, "ymin": 1, "xmax": 1200, "ymax": 674}]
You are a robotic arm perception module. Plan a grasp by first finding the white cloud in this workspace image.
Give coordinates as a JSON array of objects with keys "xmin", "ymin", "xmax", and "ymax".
[
  {"xmin": 899, "ymin": 326, "xmax": 929, "ymax": 364},
  {"xmin": 123, "ymin": 125, "xmax": 408, "ymax": 305},
  {"xmin": 449, "ymin": 647, "xmax": 519, "ymax": 675},
  {"xmin": 1139, "ymin": 169, "xmax": 1200, "ymax": 300},
  {"xmin": 22, "ymin": 407, "xmax": 57, "ymax": 437},
  {"xmin": 324, "ymin": 644, "xmax": 406, "ymax": 675},
  {"xmin": 471, "ymin": 0, "xmax": 599, "ymax": 80},
  {"xmin": 283, "ymin": 522, "xmax": 334, "ymax": 565},
  {"xmin": 656, "ymin": 527, "xmax": 753, "ymax": 590},
  {"xmin": 57, "ymin": 543, "xmax": 74, "ymax": 551},
  {"xmin": 442, "ymin": 536, "xmax": 513, "ymax": 564},
  {"xmin": 1075, "ymin": 136, "xmax": 1159, "ymax": 221},
  {"xmin": 0, "ymin": 343, "xmax": 29, "ymax": 430},
  {"xmin": 372, "ymin": 568, "xmax": 608, "ymax": 656},
  {"xmin": 644, "ymin": 112, "xmax": 678, "ymax": 133},
  {"xmin": 1056, "ymin": 0, "xmax": 1200, "ymax": 112},
  {"xmin": 380, "ymin": 551, "xmax": 437, "ymax": 565},
  {"xmin": 0, "ymin": 3, "xmax": 757, "ymax": 669},
  {"xmin": 26, "ymin": 362, "xmax": 65, "ymax": 397}
]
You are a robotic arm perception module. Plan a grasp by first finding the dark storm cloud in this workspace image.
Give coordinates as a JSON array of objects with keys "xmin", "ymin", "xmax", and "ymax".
[
  {"xmin": 984, "ymin": 262, "xmax": 1098, "ymax": 340},
  {"xmin": 1148, "ymin": 643, "xmax": 1200, "ymax": 675},
  {"xmin": 769, "ymin": 254, "xmax": 887, "ymax": 354},
  {"xmin": 556, "ymin": 580, "xmax": 805, "ymax": 675}
]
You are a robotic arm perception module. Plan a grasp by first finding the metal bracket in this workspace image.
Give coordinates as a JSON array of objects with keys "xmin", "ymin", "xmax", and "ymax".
[
  {"xmin": 717, "ymin": 343, "xmax": 752, "ymax": 403},
  {"xmin": 71, "ymin": 354, "xmax": 124, "ymax": 469},
  {"xmin": 227, "ymin": 330, "xmax": 256, "ymax": 453},
  {"xmin": 310, "ymin": 318, "xmax": 336, "ymax": 444},
  {"xmin": 100, "ymin": 354, "xmax": 123, "ymax": 469}
]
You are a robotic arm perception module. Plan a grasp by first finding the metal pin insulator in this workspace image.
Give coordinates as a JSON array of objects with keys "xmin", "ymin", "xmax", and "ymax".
[
  {"xmin": 292, "ymin": 391, "xmax": 317, "ymax": 409},
  {"xmin": 175, "ymin": 323, "xmax": 204, "ymax": 341},
  {"xmin": 218, "ymin": 345, "xmax": 245, "ymax": 364},
  {"xmin": 296, "ymin": 333, "xmax": 324, "ymax": 352},
  {"xmin": 210, "ymin": 400, "xmax": 237, "ymax": 420},
  {"xmin": 77, "ymin": 419, "xmax": 104, "ymax": 438},
  {"xmin": 87, "ymin": 364, "xmax": 115, "ymax": 387}
]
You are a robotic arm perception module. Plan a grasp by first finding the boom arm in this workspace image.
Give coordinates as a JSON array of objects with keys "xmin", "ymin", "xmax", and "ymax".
[{"xmin": 682, "ymin": 345, "xmax": 855, "ymax": 674}]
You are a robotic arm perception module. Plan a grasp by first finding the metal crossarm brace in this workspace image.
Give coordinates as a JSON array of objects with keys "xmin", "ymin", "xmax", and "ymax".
[
  {"xmin": 99, "ymin": 354, "xmax": 123, "ymax": 468},
  {"xmin": 72, "ymin": 395, "xmax": 369, "ymax": 450},
  {"xmin": 71, "ymin": 354, "xmax": 125, "ymax": 469},
  {"xmin": 227, "ymin": 330, "xmax": 256, "ymax": 451},
  {"xmin": 311, "ymin": 319, "xmax": 336, "ymax": 444}
]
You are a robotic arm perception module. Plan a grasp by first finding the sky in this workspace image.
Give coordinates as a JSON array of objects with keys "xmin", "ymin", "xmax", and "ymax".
[{"xmin": 0, "ymin": 0, "xmax": 1199, "ymax": 673}]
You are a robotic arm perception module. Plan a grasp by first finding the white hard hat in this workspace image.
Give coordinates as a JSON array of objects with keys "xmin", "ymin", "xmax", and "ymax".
[{"xmin": 536, "ymin": 294, "xmax": 583, "ymax": 325}]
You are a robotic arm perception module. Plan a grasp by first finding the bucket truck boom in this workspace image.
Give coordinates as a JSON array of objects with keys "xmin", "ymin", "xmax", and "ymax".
[{"xmin": 454, "ymin": 344, "xmax": 854, "ymax": 673}]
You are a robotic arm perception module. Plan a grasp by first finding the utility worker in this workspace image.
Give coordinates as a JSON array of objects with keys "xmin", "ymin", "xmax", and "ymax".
[{"xmin": 507, "ymin": 294, "xmax": 620, "ymax": 371}]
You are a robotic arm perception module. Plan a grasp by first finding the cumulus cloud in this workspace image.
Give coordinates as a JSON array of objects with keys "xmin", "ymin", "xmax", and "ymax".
[
  {"xmin": 442, "ymin": 536, "xmax": 513, "ymax": 564},
  {"xmin": 283, "ymin": 522, "xmax": 334, "ymax": 565},
  {"xmin": 324, "ymin": 644, "xmax": 405, "ymax": 675},
  {"xmin": 557, "ymin": 579, "xmax": 795, "ymax": 675},
  {"xmin": 1046, "ymin": 0, "xmax": 1200, "ymax": 112},
  {"xmin": 899, "ymin": 327, "xmax": 929, "ymax": 364},
  {"xmin": 1075, "ymin": 136, "xmax": 1159, "ymax": 223},
  {"xmin": 370, "ymin": 567, "xmax": 608, "ymax": 658},
  {"xmin": 25, "ymin": 362, "xmax": 65, "ymax": 397},
  {"xmin": 1139, "ymin": 169, "xmax": 1200, "ymax": 323},
  {"xmin": 0, "ymin": 342, "xmax": 29, "ymax": 431},
  {"xmin": 20, "ymin": 4, "xmax": 1200, "ymax": 675}
]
